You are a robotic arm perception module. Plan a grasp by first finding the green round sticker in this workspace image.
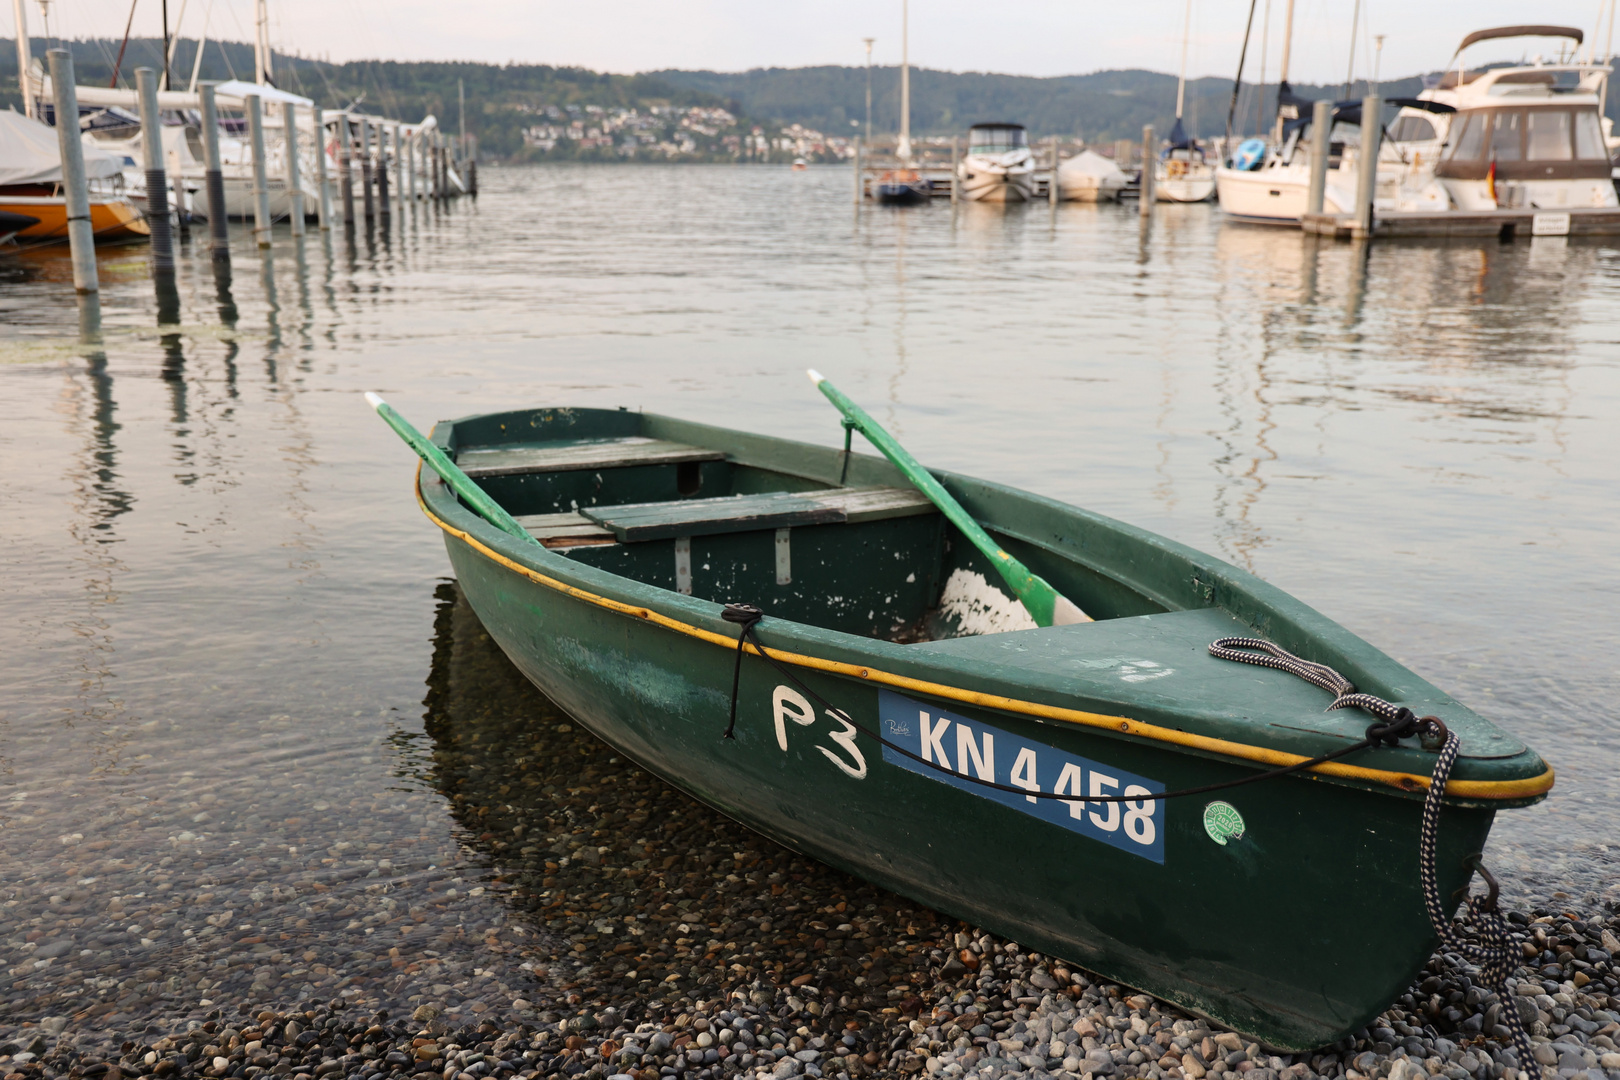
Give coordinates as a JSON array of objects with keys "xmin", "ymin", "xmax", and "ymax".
[{"xmin": 1203, "ymin": 801, "xmax": 1246, "ymax": 846}]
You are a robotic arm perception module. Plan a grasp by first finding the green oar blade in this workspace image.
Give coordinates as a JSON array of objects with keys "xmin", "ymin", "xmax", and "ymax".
[
  {"xmin": 807, "ymin": 371, "xmax": 1089, "ymax": 628},
  {"xmin": 365, "ymin": 392, "xmax": 537, "ymax": 546}
]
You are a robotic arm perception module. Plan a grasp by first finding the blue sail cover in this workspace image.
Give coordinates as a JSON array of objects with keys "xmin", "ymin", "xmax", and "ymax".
[{"xmin": 1166, "ymin": 118, "xmax": 1192, "ymax": 151}]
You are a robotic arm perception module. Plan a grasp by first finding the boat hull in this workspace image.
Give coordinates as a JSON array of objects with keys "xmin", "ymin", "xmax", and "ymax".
[
  {"xmin": 412, "ymin": 410, "xmax": 1548, "ymax": 1051},
  {"xmin": 0, "ymin": 195, "xmax": 150, "ymax": 244},
  {"xmin": 876, "ymin": 183, "xmax": 931, "ymax": 205},
  {"xmin": 440, "ymin": 524, "xmax": 1489, "ymax": 1051}
]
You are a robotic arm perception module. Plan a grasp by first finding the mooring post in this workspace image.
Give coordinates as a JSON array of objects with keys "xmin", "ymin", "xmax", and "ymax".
[
  {"xmin": 336, "ymin": 114, "xmax": 355, "ymax": 228},
  {"xmin": 951, "ymin": 136, "xmax": 959, "ymax": 204},
  {"xmin": 283, "ymin": 101, "xmax": 304, "ymax": 236},
  {"xmin": 245, "ymin": 93, "xmax": 271, "ymax": 248},
  {"xmin": 136, "ymin": 68, "xmax": 176, "ymax": 275},
  {"xmin": 467, "ymin": 134, "xmax": 478, "ymax": 195},
  {"xmin": 47, "ymin": 49, "xmax": 97, "ymax": 294},
  {"xmin": 1049, "ymin": 138, "xmax": 1060, "ymax": 205},
  {"xmin": 1139, "ymin": 124, "xmax": 1155, "ymax": 215},
  {"xmin": 1306, "ymin": 99, "xmax": 1332, "ymax": 217},
  {"xmin": 439, "ymin": 134, "xmax": 449, "ymax": 198},
  {"xmin": 200, "ymin": 83, "xmax": 230, "ymax": 262},
  {"xmin": 1353, "ymin": 94, "xmax": 1381, "ymax": 239},
  {"xmin": 852, "ymin": 136, "xmax": 862, "ymax": 204},
  {"xmin": 376, "ymin": 122, "xmax": 391, "ymax": 219},
  {"xmin": 408, "ymin": 128, "xmax": 419, "ymax": 201},
  {"xmin": 359, "ymin": 118, "xmax": 375, "ymax": 221},
  {"xmin": 312, "ymin": 106, "xmax": 332, "ymax": 230}
]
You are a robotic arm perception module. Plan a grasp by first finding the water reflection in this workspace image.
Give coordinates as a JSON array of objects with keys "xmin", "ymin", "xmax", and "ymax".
[{"xmin": 414, "ymin": 581, "xmax": 939, "ymax": 1017}]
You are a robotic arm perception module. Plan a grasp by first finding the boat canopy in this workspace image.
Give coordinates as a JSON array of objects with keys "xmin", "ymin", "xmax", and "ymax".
[
  {"xmin": 967, "ymin": 123, "xmax": 1028, "ymax": 152},
  {"xmin": 0, "ymin": 109, "xmax": 123, "ymax": 186},
  {"xmin": 56, "ymin": 78, "xmax": 314, "ymax": 112},
  {"xmin": 1281, "ymin": 97, "xmax": 1455, "ymax": 140},
  {"xmin": 1456, "ymin": 25, "xmax": 1583, "ymax": 53}
]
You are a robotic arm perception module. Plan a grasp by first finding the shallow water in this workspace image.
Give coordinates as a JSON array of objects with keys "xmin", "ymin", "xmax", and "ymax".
[{"xmin": 2, "ymin": 164, "xmax": 1618, "ymax": 1035}]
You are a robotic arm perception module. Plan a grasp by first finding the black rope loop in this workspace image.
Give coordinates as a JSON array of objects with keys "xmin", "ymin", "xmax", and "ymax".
[{"xmin": 720, "ymin": 603, "xmax": 764, "ymax": 740}]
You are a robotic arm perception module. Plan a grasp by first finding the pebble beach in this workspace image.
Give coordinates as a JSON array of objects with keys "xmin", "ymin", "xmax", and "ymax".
[{"xmin": 4, "ymin": 590, "xmax": 1618, "ymax": 1080}]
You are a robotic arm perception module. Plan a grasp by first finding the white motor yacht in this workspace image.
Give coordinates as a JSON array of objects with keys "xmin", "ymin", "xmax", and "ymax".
[
  {"xmin": 958, "ymin": 123, "xmax": 1035, "ymax": 202},
  {"xmin": 1425, "ymin": 25, "xmax": 1617, "ymax": 211}
]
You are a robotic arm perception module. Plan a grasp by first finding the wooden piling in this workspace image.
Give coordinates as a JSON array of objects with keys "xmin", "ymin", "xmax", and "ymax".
[
  {"xmin": 404, "ymin": 128, "xmax": 416, "ymax": 202},
  {"xmin": 199, "ymin": 83, "xmax": 230, "ymax": 261},
  {"xmin": 283, "ymin": 101, "xmax": 305, "ymax": 237},
  {"xmin": 951, "ymin": 137, "xmax": 959, "ymax": 204},
  {"xmin": 467, "ymin": 134, "xmax": 478, "ymax": 195},
  {"xmin": 376, "ymin": 122, "xmax": 391, "ymax": 218},
  {"xmin": 312, "ymin": 106, "xmax": 332, "ymax": 230},
  {"xmin": 1352, "ymin": 94, "xmax": 1381, "ymax": 239},
  {"xmin": 852, "ymin": 136, "xmax": 862, "ymax": 204},
  {"xmin": 1049, "ymin": 138, "xmax": 1060, "ymax": 205},
  {"xmin": 1305, "ymin": 99, "xmax": 1331, "ymax": 216},
  {"xmin": 359, "ymin": 118, "xmax": 375, "ymax": 221},
  {"xmin": 336, "ymin": 115, "xmax": 355, "ymax": 227},
  {"xmin": 1139, "ymin": 124, "xmax": 1155, "ymax": 214},
  {"xmin": 46, "ymin": 49, "xmax": 97, "ymax": 293},
  {"xmin": 135, "ymin": 68, "xmax": 176, "ymax": 274},
  {"xmin": 245, "ymin": 93, "xmax": 272, "ymax": 248}
]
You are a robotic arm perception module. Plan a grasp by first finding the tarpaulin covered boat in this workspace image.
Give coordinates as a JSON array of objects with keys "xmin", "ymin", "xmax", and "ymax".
[{"xmin": 400, "ymin": 405, "xmax": 1552, "ymax": 1051}]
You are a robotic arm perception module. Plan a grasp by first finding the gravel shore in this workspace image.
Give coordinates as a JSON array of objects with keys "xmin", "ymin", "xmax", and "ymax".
[{"xmin": 5, "ymin": 591, "xmax": 1615, "ymax": 1080}]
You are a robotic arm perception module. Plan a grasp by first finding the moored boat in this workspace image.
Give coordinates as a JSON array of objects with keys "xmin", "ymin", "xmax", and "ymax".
[
  {"xmin": 958, "ymin": 123, "xmax": 1035, "ymax": 202},
  {"xmin": 875, "ymin": 168, "xmax": 932, "ymax": 204},
  {"xmin": 1056, "ymin": 150, "xmax": 1128, "ymax": 202},
  {"xmin": 395, "ymin": 405, "xmax": 1551, "ymax": 1052},
  {"xmin": 0, "ymin": 111, "xmax": 149, "ymax": 245}
]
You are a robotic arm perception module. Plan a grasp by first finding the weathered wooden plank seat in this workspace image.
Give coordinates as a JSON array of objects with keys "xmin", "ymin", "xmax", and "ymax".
[
  {"xmin": 512, "ymin": 485, "xmax": 935, "ymax": 548},
  {"xmin": 456, "ymin": 437, "xmax": 724, "ymax": 479},
  {"xmin": 582, "ymin": 485, "xmax": 935, "ymax": 542}
]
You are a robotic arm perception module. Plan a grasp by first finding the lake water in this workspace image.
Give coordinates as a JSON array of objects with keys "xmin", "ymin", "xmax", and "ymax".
[{"xmin": 3, "ymin": 163, "xmax": 1618, "ymax": 1038}]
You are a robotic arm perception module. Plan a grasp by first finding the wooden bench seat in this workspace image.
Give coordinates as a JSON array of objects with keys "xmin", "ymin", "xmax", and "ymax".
[
  {"xmin": 512, "ymin": 485, "xmax": 935, "ymax": 547},
  {"xmin": 456, "ymin": 437, "xmax": 725, "ymax": 479}
]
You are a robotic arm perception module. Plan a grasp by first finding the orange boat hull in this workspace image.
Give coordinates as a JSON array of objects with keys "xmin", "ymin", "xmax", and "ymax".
[{"xmin": 0, "ymin": 196, "xmax": 151, "ymax": 245}]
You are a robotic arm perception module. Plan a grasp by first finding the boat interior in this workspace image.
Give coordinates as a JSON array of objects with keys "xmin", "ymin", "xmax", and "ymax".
[{"xmin": 440, "ymin": 408, "xmax": 1179, "ymax": 645}]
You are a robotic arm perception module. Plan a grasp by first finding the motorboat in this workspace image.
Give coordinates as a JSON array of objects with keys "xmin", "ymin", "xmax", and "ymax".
[
  {"xmin": 1155, "ymin": 119, "xmax": 1216, "ymax": 202},
  {"xmin": 957, "ymin": 123, "xmax": 1035, "ymax": 203},
  {"xmin": 875, "ymin": 168, "xmax": 931, "ymax": 205},
  {"xmin": 0, "ymin": 110, "xmax": 149, "ymax": 245},
  {"xmin": 1425, "ymin": 26, "xmax": 1617, "ymax": 211},
  {"xmin": 1055, "ymin": 149, "xmax": 1128, "ymax": 202},
  {"xmin": 791, "ymin": 157, "xmax": 809, "ymax": 171}
]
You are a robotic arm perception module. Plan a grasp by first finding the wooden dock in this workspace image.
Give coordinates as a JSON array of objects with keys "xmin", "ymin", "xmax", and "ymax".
[
  {"xmin": 857, "ymin": 166, "xmax": 1061, "ymax": 200},
  {"xmin": 1301, "ymin": 207, "xmax": 1620, "ymax": 240}
]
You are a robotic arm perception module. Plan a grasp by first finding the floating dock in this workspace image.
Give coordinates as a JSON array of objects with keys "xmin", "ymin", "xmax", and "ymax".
[{"xmin": 1301, "ymin": 207, "xmax": 1620, "ymax": 240}]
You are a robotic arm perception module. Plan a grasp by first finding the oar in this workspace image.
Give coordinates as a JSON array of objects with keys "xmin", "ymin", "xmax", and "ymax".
[
  {"xmin": 808, "ymin": 370, "xmax": 1090, "ymax": 627},
  {"xmin": 364, "ymin": 392, "xmax": 538, "ymax": 546}
]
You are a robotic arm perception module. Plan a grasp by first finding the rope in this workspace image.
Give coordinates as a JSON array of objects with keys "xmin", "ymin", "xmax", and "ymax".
[
  {"xmin": 1213, "ymin": 637, "xmax": 1541, "ymax": 1077},
  {"xmin": 1422, "ymin": 729, "xmax": 1543, "ymax": 1077}
]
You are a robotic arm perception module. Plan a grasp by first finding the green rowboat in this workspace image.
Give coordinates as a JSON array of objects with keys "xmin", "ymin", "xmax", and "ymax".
[{"xmin": 404, "ymin": 405, "xmax": 1552, "ymax": 1051}]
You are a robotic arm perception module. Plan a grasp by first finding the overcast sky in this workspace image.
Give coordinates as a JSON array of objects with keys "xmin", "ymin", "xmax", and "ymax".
[{"xmin": 36, "ymin": 0, "xmax": 1619, "ymax": 85}]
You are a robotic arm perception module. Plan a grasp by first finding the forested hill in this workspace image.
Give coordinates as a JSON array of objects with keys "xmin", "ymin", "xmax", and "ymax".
[
  {"xmin": 1, "ymin": 37, "xmax": 1455, "ymax": 156},
  {"xmin": 651, "ymin": 65, "xmax": 1431, "ymax": 144}
]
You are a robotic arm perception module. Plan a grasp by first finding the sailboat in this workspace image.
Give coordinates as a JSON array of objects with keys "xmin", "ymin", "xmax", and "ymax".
[
  {"xmin": 876, "ymin": 0, "xmax": 931, "ymax": 205},
  {"xmin": 1156, "ymin": 0, "xmax": 1216, "ymax": 202}
]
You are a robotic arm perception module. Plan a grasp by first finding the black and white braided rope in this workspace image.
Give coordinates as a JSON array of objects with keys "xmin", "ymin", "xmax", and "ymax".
[
  {"xmin": 1210, "ymin": 636, "xmax": 1541, "ymax": 1076},
  {"xmin": 1421, "ymin": 730, "xmax": 1542, "ymax": 1078}
]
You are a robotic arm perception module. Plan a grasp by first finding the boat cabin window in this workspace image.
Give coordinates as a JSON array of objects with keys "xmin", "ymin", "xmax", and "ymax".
[
  {"xmin": 1443, "ymin": 106, "xmax": 1610, "ymax": 162},
  {"xmin": 1388, "ymin": 115, "xmax": 1437, "ymax": 142},
  {"xmin": 968, "ymin": 126, "xmax": 1028, "ymax": 154}
]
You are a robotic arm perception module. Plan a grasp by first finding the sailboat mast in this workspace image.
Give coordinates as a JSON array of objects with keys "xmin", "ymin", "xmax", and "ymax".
[
  {"xmin": 255, "ymin": 0, "xmax": 273, "ymax": 85},
  {"xmin": 12, "ymin": 0, "xmax": 33, "ymax": 119},
  {"xmin": 1342, "ymin": 0, "xmax": 1360, "ymax": 99},
  {"xmin": 1176, "ymin": 0, "xmax": 1192, "ymax": 119},
  {"xmin": 898, "ymin": 0, "xmax": 911, "ymax": 161},
  {"xmin": 1279, "ymin": 0, "xmax": 1294, "ymax": 84}
]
